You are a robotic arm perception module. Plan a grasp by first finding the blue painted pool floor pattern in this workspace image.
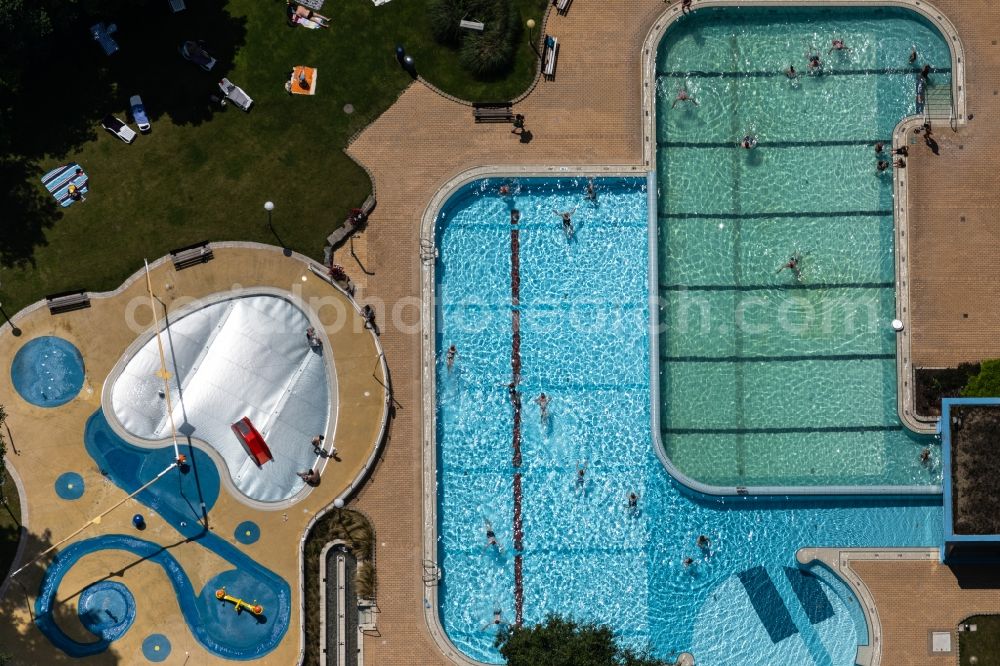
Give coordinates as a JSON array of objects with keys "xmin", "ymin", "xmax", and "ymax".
[
  {"xmin": 11, "ymin": 336, "xmax": 85, "ymax": 408},
  {"xmin": 78, "ymin": 582, "xmax": 135, "ymax": 642},
  {"xmin": 33, "ymin": 410, "xmax": 291, "ymax": 660},
  {"xmin": 55, "ymin": 472, "xmax": 85, "ymax": 500},
  {"xmin": 142, "ymin": 634, "xmax": 171, "ymax": 662}
]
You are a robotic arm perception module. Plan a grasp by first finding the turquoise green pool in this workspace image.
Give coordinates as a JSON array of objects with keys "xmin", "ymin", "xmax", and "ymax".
[{"xmin": 655, "ymin": 6, "xmax": 950, "ymax": 489}]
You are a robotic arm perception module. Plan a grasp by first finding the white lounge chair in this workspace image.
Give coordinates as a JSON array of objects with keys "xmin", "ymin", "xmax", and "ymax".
[
  {"xmin": 219, "ymin": 78, "xmax": 253, "ymax": 112},
  {"xmin": 181, "ymin": 41, "xmax": 216, "ymax": 71},
  {"xmin": 100, "ymin": 115, "xmax": 136, "ymax": 144}
]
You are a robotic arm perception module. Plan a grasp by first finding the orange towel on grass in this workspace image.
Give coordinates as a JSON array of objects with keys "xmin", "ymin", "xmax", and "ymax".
[{"xmin": 290, "ymin": 66, "xmax": 318, "ymax": 95}]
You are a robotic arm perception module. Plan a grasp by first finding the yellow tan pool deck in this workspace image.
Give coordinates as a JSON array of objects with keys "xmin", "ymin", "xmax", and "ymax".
[
  {"xmin": 5, "ymin": 0, "xmax": 1000, "ymax": 664},
  {"xmin": 0, "ymin": 245, "xmax": 387, "ymax": 664}
]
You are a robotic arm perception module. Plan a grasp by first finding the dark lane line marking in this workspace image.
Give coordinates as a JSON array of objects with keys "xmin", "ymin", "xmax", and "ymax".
[
  {"xmin": 658, "ymin": 210, "xmax": 892, "ymax": 220},
  {"xmin": 509, "ymin": 209, "xmax": 524, "ymax": 626},
  {"xmin": 658, "ymin": 66, "xmax": 951, "ymax": 78}
]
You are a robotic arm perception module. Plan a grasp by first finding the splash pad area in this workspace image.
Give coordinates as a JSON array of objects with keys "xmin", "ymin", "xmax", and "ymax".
[{"xmin": 0, "ymin": 246, "xmax": 389, "ymax": 663}]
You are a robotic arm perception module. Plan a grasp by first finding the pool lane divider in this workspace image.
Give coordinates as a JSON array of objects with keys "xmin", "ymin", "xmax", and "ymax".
[
  {"xmin": 509, "ymin": 207, "xmax": 524, "ymax": 626},
  {"xmin": 657, "ymin": 65, "xmax": 951, "ymax": 78}
]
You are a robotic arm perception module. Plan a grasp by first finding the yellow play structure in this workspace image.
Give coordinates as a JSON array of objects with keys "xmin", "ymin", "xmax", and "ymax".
[{"xmin": 215, "ymin": 587, "xmax": 264, "ymax": 616}]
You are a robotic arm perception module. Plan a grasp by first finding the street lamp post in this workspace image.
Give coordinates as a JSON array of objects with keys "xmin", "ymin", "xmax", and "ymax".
[
  {"xmin": 264, "ymin": 201, "xmax": 275, "ymax": 231},
  {"xmin": 0, "ymin": 281, "xmax": 22, "ymax": 337},
  {"xmin": 526, "ymin": 19, "xmax": 540, "ymax": 59}
]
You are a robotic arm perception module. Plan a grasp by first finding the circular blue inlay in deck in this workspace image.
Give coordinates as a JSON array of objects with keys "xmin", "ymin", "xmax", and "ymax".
[
  {"xmin": 11, "ymin": 336, "xmax": 85, "ymax": 407},
  {"xmin": 55, "ymin": 472, "xmax": 85, "ymax": 500},
  {"xmin": 142, "ymin": 634, "xmax": 171, "ymax": 662},
  {"xmin": 78, "ymin": 582, "xmax": 135, "ymax": 641},
  {"xmin": 234, "ymin": 521, "xmax": 260, "ymax": 545}
]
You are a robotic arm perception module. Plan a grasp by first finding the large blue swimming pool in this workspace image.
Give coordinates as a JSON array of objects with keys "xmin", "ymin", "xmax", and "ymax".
[{"xmin": 433, "ymin": 174, "xmax": 942, "ymax": 665}]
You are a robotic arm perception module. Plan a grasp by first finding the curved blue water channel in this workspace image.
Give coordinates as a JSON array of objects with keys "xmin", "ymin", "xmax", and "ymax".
[{"xmin": 34, "ymin": 411, "xmax": 290, "ymax": 659}]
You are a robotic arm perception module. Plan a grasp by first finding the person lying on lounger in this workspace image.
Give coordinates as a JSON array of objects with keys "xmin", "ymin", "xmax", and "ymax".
[{"xmin": 292, "ymin": 4, "xmax": 330, "ymax": 27}]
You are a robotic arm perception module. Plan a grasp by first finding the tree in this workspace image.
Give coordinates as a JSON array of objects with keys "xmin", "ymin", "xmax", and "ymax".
[
  {"xmin": 0, "ymin": 404, "xmax": 6, "ymax": 503},
  {"xmin": 495, "ymin": 614, "xmax": 673, "ymax": 666}
]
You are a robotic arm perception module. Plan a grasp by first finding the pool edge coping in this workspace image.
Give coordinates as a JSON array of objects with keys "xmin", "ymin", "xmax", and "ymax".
[
  {"xmin": 641, "ymin": 0, "xmax": 964, "ymax": 496},
  {"xmin": 797, "ymin": 546, "xmax": 940, "ymax": 666}
]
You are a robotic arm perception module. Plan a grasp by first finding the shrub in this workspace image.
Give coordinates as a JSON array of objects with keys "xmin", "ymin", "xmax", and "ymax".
[
  {"xmin": 961, "ymin": 359, "xmax": 1000, "ymax": 398},
  {"xmin": 428, "ymin": 0, "xmax": 474, "ymax": 46},
  {"xmin": 355, "ymin": 561, "xmax": 376, "ymax": 599},
  {"xmin": 429, "ymin": 0, "xmax": 518, "ymax": 78}
]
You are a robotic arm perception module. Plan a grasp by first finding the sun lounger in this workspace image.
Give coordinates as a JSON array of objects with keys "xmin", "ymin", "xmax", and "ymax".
[
  {"xmin": 553, "ymin": 0, "xmax": 573, "ymax": 15},
  {"xmin": 90, "ymin": 22, "xmax": 119, "ymax": 56},
  {"xmin": 543, "ymin": 35, "xmax": 559, "ymax": 80},
  {"xmin": 219, "ymin": 78, "xmax": 253, "ymax": 111}
]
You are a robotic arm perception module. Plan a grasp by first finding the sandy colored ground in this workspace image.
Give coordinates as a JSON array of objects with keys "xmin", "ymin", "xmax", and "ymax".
[{"xmin": 0, "ymin": 245, "xmax": 386, "ymax": 664}]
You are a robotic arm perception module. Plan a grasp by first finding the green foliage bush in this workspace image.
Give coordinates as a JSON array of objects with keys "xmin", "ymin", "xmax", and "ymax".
[
  {"xmin": 496, "ymin": 614, "xmax": 673, "ymax": 666},
  {"xmin": 355, "ymin": 561, "xmax": 376, "ymax": 598},
  {"xmin": 427, "ymin": 0, "xmax": 473, "ymax": 46},
  {"xmin": 961, "ymin": 359, "xmax": 1000, "ymax": 398},
  {"xmin": 428, "ymin": 0, "xmax": 518, "ymax": 78}
]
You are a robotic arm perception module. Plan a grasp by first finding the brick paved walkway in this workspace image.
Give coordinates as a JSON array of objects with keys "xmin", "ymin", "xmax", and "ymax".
[
  {"xmin": 341, "ymin": 1, "xmax": 1000, "ymax": 664},
  {"xmin": 853, "ymin": 559, "xmax": 1000, "ymax": 665},
  {"xmin": 342, "ymin": 1, "xmax": 666, "ymax": 662},
  {"xmin": 907, "ymin": 0, "xmax": 1000, "ymax": 367}
]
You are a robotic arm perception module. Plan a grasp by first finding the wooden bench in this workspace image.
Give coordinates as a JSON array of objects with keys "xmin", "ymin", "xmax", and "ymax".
[
  {"xmin": 553, "ymin": 0, "xmax": 572, "ymax": 15},
  {"xmin": 47, "ymin": 290, "xmax": 91, "ymax": 315},
  {"xmin": 473, "ymin": 103, "xmax": 514, "ymax": 123},
  {"xmin": 360, "ymin": 193, "xmax": 377, "ymax": 216},
  {"xmin": 326, "ymin": 194, "xmax": 377, "ymax": 248},
  {"xmin": 170, "ymin": 241, "xmax": 214, "ymax": 270},
  {"xmin": 543, "ymin": 35, "xmax": 559, "ymax": 80},
  {"xmin": 459, "ymin": 19, "xmax": 484, "ymax": 31},
  {"xmin": 326, "ymin": 222, "xmax": 354, "ymax": 248}
]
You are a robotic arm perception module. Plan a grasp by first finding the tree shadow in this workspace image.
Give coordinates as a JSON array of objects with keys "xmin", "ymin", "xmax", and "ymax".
[
  {"xmin": 0, "ymin": 0, "xmax": 248, "ymax": 267},
  {"xmin": 949, "ymin": 562, "xmax": 1000, "ymax": 589},
  {"xmin": 0, "ymin": 157, "xmax": 60, "ymax": 269},
  {"xmin": 0, "ymin": 527, "xmax": 124, "ymax": 665}
]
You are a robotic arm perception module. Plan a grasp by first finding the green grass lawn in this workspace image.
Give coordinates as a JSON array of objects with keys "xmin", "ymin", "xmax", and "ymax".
[
  {"xmin": 0, "ymin": 0, "xmax": 546, "ymax": 583},
  {"xmin": 960, "ymin": 615, "xmax": 1000, "ymax": 665},
  {"xmin": 0, "ymin": 0, "xmax": 547, "ymax": 314}
]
